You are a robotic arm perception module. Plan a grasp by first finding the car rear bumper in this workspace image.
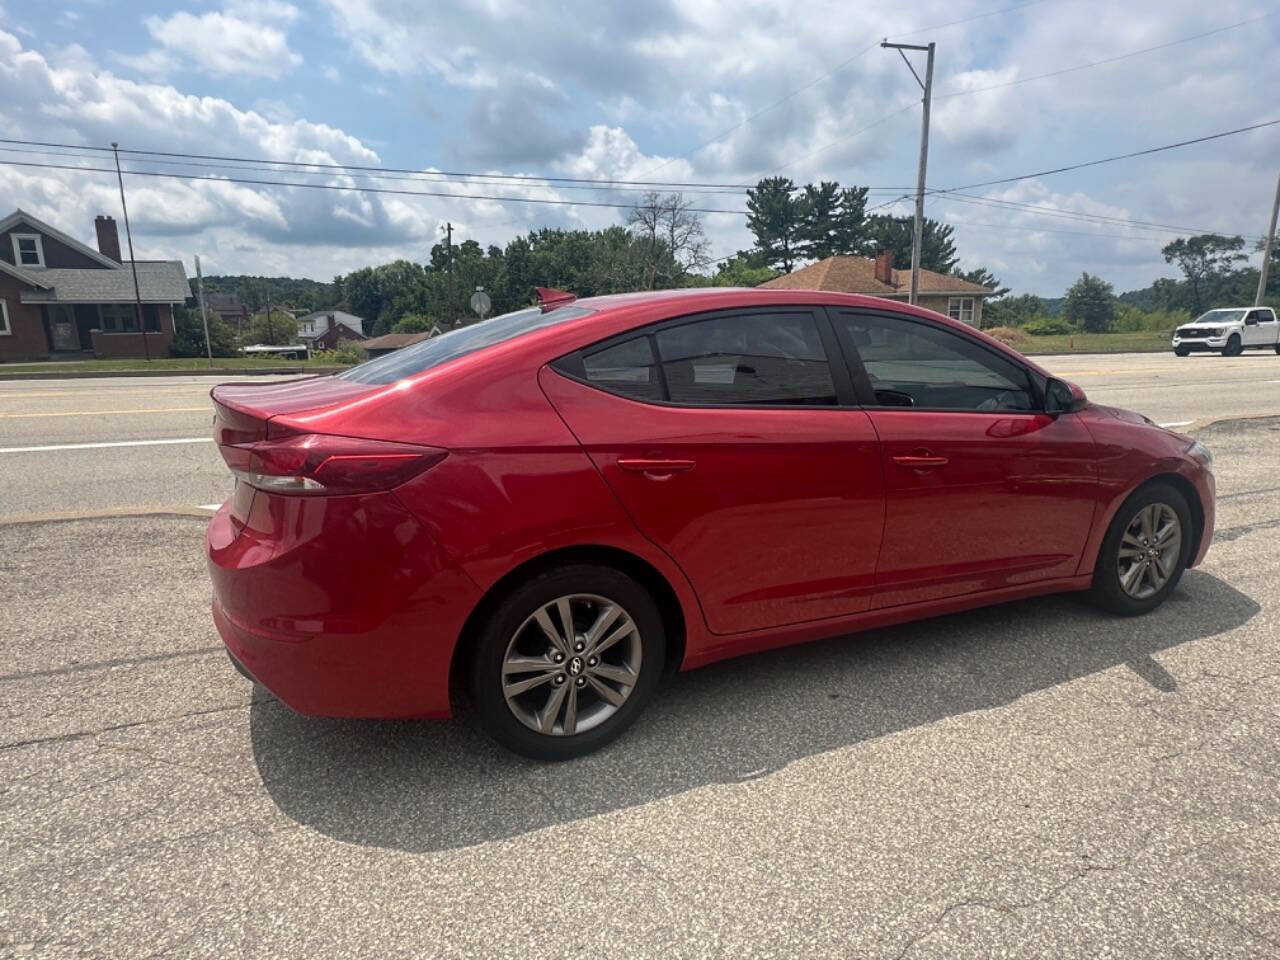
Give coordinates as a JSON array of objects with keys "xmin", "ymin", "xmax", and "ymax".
[{"xmin": 207, "ymin": 491, "xmax": 483, "ymax": 719}]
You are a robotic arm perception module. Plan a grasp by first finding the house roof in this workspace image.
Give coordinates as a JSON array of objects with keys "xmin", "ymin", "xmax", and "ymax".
[
  {"xmin": 0, "ymin": 208, "xmax": 126, "ymax": 270},
  {"xmin": 0, "ymin": 259, "xmax": 52, "ymax": 288},
  {"xmin": 759, "ymin": 256, "xmax": 995, "ymax": 297},
  {"xmin": 361, "ymin": 331, "xmax": 435, "ymax": 351},
  {"xmin": 18, "ymin": 261, "xmax": 191, "ymax": 303},
  {"xmin": 298, "ymin": 309, "xmax": 366, "ymax": 335}
]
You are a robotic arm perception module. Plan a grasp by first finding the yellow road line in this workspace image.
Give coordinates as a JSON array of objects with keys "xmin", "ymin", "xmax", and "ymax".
[
  {"xmin": 0, "ymin": 392, "xmax": 206, "ymax": 400},
  {"xmin": 0, "ymin": 407, "xmax": 209, "ymax": 419}
]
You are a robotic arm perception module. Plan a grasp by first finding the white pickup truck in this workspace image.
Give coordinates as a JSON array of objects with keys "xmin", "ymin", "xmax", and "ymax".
[{"xmin": 1172, "ymin": 306, "xmax": 1280, "ymax": 356}]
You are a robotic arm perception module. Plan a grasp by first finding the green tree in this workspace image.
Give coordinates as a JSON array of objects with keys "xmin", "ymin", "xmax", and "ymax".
[
  {"xmin": 244, "ymin": 309, "xmax": 299, "ymax": 345},
  {"xmin": 746, "ymin": 177, "xmax": 803, "ymax": 272},
  {"xmin": 392, "ymin": 313, "xmax": 437, "ymax": 333},
  {"xmin": 1062, "ymin": 272, "xmax": 1117, "ymax": 333},
  {"xmin": 709, "ymin": 250, "xmax": 780, "ymax": 287},
  {"xmin": 833, "ymin": 186, "xmax": 870, "ymax": 255},
  {"xmin": 983, "ymin": 293, "xmax": 1044, "ymax": 328},
  {"xmin": 797, "ymin": 181, "xmax": 841, "ymax": 261},
  {"xmin": 864, "ymin": 215, "xmax": 959, "ymax": 273},
  {"xmin": 169, "ymin": 305, "xmax": 239, "ymax": 357},
  {"xmin": 1161, "ymin": 234, "xmax": 1247, "ymax": 314},
  {"xmin": 953, "ymin": 267, "xmax": 1008, "ymax": 298}
]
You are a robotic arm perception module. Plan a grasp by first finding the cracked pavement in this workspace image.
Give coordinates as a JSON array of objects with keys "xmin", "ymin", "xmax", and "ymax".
[{"xmin": 1, "ymin": 380, "xmax": 1279, "ymax": 957}]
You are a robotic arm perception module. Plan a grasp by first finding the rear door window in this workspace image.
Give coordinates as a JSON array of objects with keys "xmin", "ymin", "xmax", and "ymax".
[{"xmin": 654, "ymin": 312, "xmax": 836, "ymax": 406}]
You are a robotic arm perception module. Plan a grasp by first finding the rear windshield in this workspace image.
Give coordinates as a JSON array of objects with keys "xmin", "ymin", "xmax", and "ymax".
[{"xmin": 338, "ymin": 304, "xmax": 595, "ymax": 385}]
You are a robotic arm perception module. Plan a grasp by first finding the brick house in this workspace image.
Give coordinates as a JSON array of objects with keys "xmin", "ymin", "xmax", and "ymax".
[
  {"xmin": 760, "ymin": 251, "xmax": 995, "ymax": 326},
  {"xmin": 0, "ymin": 209, "xmax": 191, "ymax": 361}
]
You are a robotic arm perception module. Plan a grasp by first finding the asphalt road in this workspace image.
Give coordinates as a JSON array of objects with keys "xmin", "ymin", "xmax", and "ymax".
[{"xmin": 2, "ymin": 355, "xmax": 1279, "ymax": 958}]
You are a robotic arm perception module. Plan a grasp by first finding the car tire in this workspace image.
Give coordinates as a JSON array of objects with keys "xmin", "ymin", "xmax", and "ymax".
[
  {"xmin": 1223, "ymin": 334, "xmax": 1243, "ymax": 357},
  {"xmin": 1087, "ymin": 482, "xmax": 1193, "ymax": 617},
  {"xmin": 1173, "ymin": 345, "xmax": 1190, "ymax": 357},
  {"xmin": 1274, "ymin": 343, "xmax": 1280, "ymax": 355},
  {"xmin": 468, "ymin": 564, "xmax": 665, "ymax": 760}
]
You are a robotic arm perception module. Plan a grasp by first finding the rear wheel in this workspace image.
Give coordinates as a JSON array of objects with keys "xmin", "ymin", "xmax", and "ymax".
[
  {"xmin": 1088, "ymin": 483, "xmax": 1192, "ymax": 616},
  {"xmin": 1174, "ymin": 345, "xmax": 1190, "ymax": 357},
  {"xmin": 468, "ymin": 565, "xmax": 664, "ymax": 760},
  {"xmin": 1223, "ymin": 334, "xmax": 1243, "ymax": 357}
]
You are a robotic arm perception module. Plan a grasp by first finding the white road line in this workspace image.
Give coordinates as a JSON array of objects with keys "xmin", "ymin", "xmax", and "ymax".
[
  {"xmin": 0, "ymin": 437, "xmax": 213, "ymax": 455},
  {"xmin": 198, "ymin": 503, "xmax": 224, "ymax": 511},
  {"xmin": 1159, "ymin": 421, "xmax": 1194, "ymax": 428}
]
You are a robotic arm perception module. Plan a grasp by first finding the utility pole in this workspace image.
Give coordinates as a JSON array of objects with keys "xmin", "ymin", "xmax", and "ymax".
[
  {"xmin": 111, "ymin": 142, "xmax": 151, "ymax": 361},
  {"xmin": 445, "ymin": 221, "xmax": 456, "ymax": 328},
  {"xmin": 881, "ymin": 40, "xmax": 935, "ymax": 306},
  {"xmin": 1257, "ymin": 170, "xmax": 1279, "ymax": 306},
  {"xmin": 194, "ymin": 254, "xmax": 213, "ymax": 367},
  {"xmin": 264, "ymin": 288, "xmax": 274, "ymax": 344}
]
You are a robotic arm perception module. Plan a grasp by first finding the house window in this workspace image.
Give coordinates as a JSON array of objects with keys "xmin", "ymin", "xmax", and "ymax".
[
  {"xmin": 948, "ymin": 297, "xmax": 975, "ymax": 325},
  {"xmin": 0, "ymin": 298, "xmax": 11, "ymax": 335},
  {"xmin": 12, "ymin": 233, "xmax": 46, "ymax": 268},
  {"xmin": 99, "ymin": 303, "xmax": 139, "ymax": 332}
]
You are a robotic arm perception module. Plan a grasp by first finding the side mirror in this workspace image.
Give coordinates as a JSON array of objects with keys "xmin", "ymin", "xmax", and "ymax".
[
  {"xmin": 1245, "ymin": 316, "xmax": 1259, "ymax": 326},
  {"xmin": 1045, "ymin": 377, "xmax": 1086, "ymax": 415}
]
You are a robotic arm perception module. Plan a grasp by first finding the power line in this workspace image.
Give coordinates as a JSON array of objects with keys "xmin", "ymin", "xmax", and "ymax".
[
  {"xmin": 933, "ymin": 12, "xmax": 1274, "ymax": 100},
  {"xmin": 0, "ymin": 157, "xmax": 750, "ymax": 215},
  {"xmin": 0, "ymin": 136, "xmax": 761, "ymax": 191},
  {"xmin": 932, "ymin": 118, "xmax": 1280, "ymax": 193},
  {"xmin": 932, "ymin": 192, "xmax": 1264, "ymax": 241},
  {"xmin": 635, "ymin": 0, "xmax": 1051, "ymax": 180}
]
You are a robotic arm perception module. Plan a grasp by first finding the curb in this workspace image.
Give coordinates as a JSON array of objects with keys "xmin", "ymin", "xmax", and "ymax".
[{"xmin": 0, "ymin": 367, "xmax": 344, "ymax": 381}]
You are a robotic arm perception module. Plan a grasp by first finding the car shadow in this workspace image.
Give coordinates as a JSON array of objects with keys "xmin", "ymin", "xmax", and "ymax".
[{"xmin": 249, "ymin": 570, "xmax": 1257, "ymax": 852}]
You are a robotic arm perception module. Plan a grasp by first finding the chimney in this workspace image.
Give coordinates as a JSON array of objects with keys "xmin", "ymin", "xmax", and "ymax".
[
  {"xmin": 874, "ymin": 249, "xmax": 894, "ymax": 285},
  {"xmin": 95, "ymin": 215, "xmax": 122, "ymax": 262}
]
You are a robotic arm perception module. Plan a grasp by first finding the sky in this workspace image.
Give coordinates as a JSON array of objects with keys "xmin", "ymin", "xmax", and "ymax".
[{"xmin": 0, "ymin": 0, "xmax": 1276, "ymax": 297}]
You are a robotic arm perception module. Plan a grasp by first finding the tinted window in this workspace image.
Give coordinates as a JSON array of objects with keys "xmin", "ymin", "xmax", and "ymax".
[
  {"xmin": 655, "ymin": 312, "xmax": 835, "ymax": 405},
  {"xmin": 338, "ymin": 304, "xmax": 594, "ymax": 385},
  {"xmin": 837, "ymin": 313, "xmax": 1034, "ymax": 411},
  {"xmin": 581, "ymin": 337, "xmax": 662, "ymax": 401}
]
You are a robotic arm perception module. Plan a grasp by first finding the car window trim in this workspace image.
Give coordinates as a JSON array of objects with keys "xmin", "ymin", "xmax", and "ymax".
[
  {"xmin": 827, "ymin": 307, "xmax": 1046, "ymax": 414},
  {"xmin": 550, "ymin": 304, "xmax": 859, "ymax": 410}
]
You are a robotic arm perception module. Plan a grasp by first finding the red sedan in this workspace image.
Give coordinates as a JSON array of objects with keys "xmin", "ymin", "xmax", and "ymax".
[{"xmin": 208, "ymin": 288, "xmax": 1215, "ymax": 760}]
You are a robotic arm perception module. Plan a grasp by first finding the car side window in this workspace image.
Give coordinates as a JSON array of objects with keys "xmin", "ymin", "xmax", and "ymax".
[
  {"xmin": 835, "ymin": 312, "xmax": 1034, "ymax": 412},
  {"xmin": 580, "ymin": 337, "xmax": 663, "ymax": 402},
  {"xmin": 654, "ymin": 312, "xmax": 836, "ymax": 406}
]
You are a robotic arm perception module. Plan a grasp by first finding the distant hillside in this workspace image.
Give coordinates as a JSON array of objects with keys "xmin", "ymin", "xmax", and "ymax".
[
  {"xmin": 1039, "ymin": 287, "xmax": 1160, "ymax": 316},
  {"xmin": 189, "ymin": 275, "xmax": 341, "ymax": 312}
]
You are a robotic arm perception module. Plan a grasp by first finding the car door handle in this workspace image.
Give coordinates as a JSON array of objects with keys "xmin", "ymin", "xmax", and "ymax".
[
  {"xmin": 617, "ymin": 458, "xmax": 696, "ymax": 480},
  {"xmin": 892, "ymin": 453, "xmax": 949, "ymax": 469}
]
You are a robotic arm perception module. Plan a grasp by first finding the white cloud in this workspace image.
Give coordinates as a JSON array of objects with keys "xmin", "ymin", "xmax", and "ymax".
[{"xmin": 129, "ymin": 3, "xmax": 301, "ymax": 80}]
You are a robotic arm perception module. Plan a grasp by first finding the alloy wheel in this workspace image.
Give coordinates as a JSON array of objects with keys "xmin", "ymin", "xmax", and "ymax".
[
  {"xmin": 501, "ymin": 594, "xmax": 642, "ymax": 737},
  {"xmin": 1116, "ymin": 503, "xmax": 1182, "ymax": 600}
]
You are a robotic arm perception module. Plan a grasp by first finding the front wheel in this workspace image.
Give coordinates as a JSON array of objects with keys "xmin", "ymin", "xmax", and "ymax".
[
  {"xmin": 1223, "ymin": 334, "xmax": 1243, "ymax": 357},
  {"xmin": 1274, "ymin": 343, "xmax": 1280, "ymax": 355},
  {"xmin": 1088, "ymin": 483, "xmax": 1192, "ymax": 616},
  {"xmin": 1173, "ymin": 345, "xmax": 1190, "ymax": 357},
  {"xmin": 468, "ymin": 565, "xmax": 665, "ymax": 760}
]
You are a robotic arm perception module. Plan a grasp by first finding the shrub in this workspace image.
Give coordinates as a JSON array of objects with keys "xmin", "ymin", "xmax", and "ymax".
[
  {"xmin": 983, "ymin": 326, "xmax": 1032, "ymax": 347},
  {"xmin": 392, "ymin": 313, "xmax": 437, "ymax": 334},
  {"xmin": 169, "ymin": 306, "xmax": 239, "ymax": 357},
  {"xmin": 312, "ymin": 341, "xmax": 366, "ymax": 365},
  {"xmin": 1023, "ymin": 317, "xmax": 1073, "ymax": 336}
]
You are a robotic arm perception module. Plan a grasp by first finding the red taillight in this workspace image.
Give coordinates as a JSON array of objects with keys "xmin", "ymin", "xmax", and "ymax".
[{"xmin": 219, "ymin": 434, "xmax": 447, "ymax": 495}]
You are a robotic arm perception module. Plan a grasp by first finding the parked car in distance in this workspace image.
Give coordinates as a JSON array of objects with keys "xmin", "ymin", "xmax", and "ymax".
[
  {"xmin": 207, "ymin": 287, "xmax": 1216, "ymax": 760},
  {"xmin": 1172, "ymin": 306, "xmax": 1280, "ymax": 356}
]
